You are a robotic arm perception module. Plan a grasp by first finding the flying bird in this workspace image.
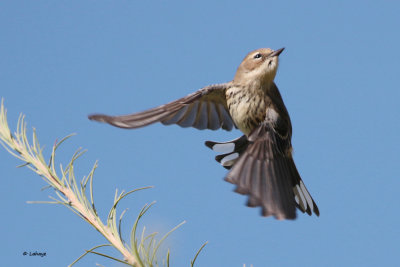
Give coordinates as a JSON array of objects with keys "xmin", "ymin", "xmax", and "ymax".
[{"xmin": 89, "ymin": 47, "xmax": 319, "ymax": 220}]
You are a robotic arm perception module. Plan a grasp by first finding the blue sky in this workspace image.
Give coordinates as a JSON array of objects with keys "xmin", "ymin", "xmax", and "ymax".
[{"xmin": 1, "ymin": 1, "xmax": 399, "ymax": 266}]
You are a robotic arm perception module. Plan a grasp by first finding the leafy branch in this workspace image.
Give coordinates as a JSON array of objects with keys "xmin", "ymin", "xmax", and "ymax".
[{"xmin": 0, "ymin": 99, "xmax": 206, "ymax": 266}]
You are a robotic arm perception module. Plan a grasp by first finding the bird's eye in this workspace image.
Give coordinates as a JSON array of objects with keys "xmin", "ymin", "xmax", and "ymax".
[{"xmin": 253, "ymin": 53, "xmax": 262, "ymax": 59}]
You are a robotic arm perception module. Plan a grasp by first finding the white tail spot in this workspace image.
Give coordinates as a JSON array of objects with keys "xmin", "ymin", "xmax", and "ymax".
[
  {"xmin": 300, "ymin": 181, "xmax": 313, "ymax": 212},
  {"xmin": 212, "ymin": 143, "xmax": 235, "ymax": 153}
]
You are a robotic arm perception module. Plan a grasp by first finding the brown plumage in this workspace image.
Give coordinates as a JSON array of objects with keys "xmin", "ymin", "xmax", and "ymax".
[{"xmin": 89, "ymin": 47, "xmax": 319, "ymax": 220}]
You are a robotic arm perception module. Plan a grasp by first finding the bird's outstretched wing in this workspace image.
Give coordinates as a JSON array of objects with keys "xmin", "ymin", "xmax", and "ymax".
[
  {"xmin": 224, "ymin": 122, "xmax": 319, "ymax": 220},
  {"xmin": 88, "ymin": 83, "xmax": 235, "ymax": 131}
]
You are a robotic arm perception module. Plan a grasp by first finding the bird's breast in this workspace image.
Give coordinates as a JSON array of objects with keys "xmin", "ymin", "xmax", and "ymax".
[{"xmin": 226, "ymin": 86, "xmax": 270, "ymax": 136}]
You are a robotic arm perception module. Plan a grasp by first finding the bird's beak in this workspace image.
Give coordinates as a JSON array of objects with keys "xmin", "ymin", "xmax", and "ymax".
[{"xmin": 269, "ymin": 47, "xmax": 285, "ymax": 57}]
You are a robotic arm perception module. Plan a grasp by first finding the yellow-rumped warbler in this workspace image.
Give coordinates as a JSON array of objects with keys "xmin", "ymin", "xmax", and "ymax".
[{"xmin": 89, "ymin": 47, "xmax": 319, "ymax": 220}]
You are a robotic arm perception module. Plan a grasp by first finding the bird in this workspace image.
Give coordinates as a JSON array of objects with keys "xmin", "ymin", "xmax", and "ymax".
[{"xmin": 88, "ymin": 47, "xmax": 319, "ymax": 220}]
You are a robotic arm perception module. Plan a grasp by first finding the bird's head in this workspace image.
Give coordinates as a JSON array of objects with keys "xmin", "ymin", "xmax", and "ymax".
[{"xmin": 233, "ymin": 47, "xmax": 284, "ymax": 85}]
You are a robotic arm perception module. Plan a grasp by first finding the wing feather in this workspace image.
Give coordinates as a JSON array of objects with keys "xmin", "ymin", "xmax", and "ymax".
[
  {"xmin": 88, "ymin": 83, "xmax": 235, "ymax": 131},
  {"xmin": 177, "ymin": 102, "xmax": 199, "ymax": 127}
]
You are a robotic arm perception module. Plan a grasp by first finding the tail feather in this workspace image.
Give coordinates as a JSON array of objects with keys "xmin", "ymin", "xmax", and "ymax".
[
  {"xmin": 205, "ymin": 124, "xmax": 319, "ymax": 220},
  {"xmin": 205, "ymin": 135, "xmax": 249, "ymax": 170},
  {"xmin": 287, "ymin": 157, "xmax": 320, "ymax": 216}
]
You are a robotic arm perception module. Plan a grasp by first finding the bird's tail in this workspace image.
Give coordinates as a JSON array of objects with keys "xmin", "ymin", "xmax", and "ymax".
[
  {"xmin": 205, "ymin": 135, "xmax": 249, "ymax": 169},
  {"xmin": 205, "ymin": 128, "xmax": 319, "ymax": 219}
]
